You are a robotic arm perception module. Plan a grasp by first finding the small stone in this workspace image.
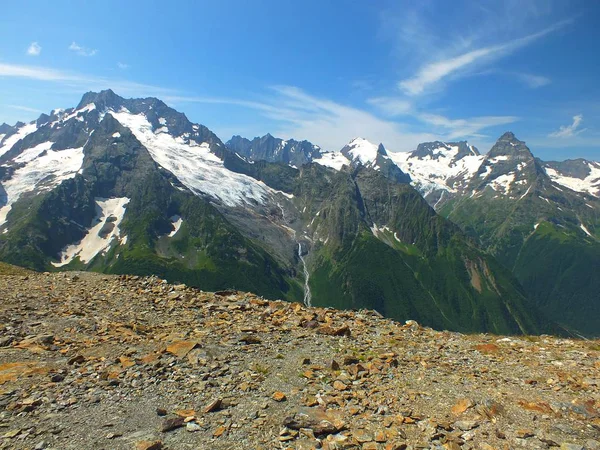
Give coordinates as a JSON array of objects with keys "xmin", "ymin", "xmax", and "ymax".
[
  {"xmin": 135, "ymin": 441, "xmax": 163, "ymax": 450},
  {"xmin": 272, "ymin": 391, "xmax": 287, "ymax": 402},
  {"xmin": 330, "ymin": 359, "xmax": 340, "ymax": 371},
  {"xmin": 50, "ymin": 373, "xmax": 65, "ymax": 382},
  {"xmin": 239, "ymin": 334, "xmax": 261, "ymax": 344},
  {"xmin": 2, "ymin": 429, "xmax": 21, "ymax": 439},
  {"xmin": 560, "ymin": 444, "xmax": 584, "ymax": 450},
  {"xmin": 479, "ymin": 444, "xmax": 496, "ymax": 450},
  {"xmin": 333, "ymin": 380, "xmax": 348, "ymax": 391},
  {"xmin": 451, "ymin": 398, "xmax": 474, "ymax": 415},
  {"xmin": 68, "ymin": 355, "xmax": 85, "ymax": 365},
  {"xmin": 203, "ymin": 398, "xmax": 222, "ymax": 413},
  {"xmin": 375, "ymin": 429, "xmax": 387, "ymax": 442},
  {"xmin": 165, "ymin": 340, "xmax": 197, "ymax": 358},
  {"xmin": 444, "ymin": 443, "xmax": 461, "ymax": 450},
  {"xmin": 156, "ymin": 408, "xmax": 167, "ymax": 416},
  {"xmin": 213, "ymin": 426, "xmax": 227, "ymax": 437},
  {"xmin": 516, "ymin": 429, "xmax": 535, "ymax": 439},
  {"xmin": 186, "ymin": 422, "xmax": 201, "ymax": 432},
  {"xmin": 160, "ymin": 416, "xmax": 185, "ymax": 432},
  {"xmin": 454, "ymin": 420, "xmax": 479, "ymax": 431},
  {"xmin": 353, "ymin": 429, "xmax": 373, "ymax": 443},
  {"xmin": 585, "ymin": 440, "xmax": 600, "ymax": 450}
]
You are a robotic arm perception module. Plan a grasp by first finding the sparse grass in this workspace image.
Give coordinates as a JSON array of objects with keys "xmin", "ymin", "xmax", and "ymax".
[
  {"xmin": 0, "ymin": 262, "xmax": 31, "ymax": 276},
  {"xmin": 251, "ymin": 363, "xmax": 270, "ymax": 375}
]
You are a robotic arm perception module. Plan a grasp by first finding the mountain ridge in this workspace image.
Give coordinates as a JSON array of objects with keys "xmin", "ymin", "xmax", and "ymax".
[{"xmin": 0, "ymin": 90, "xmax": 552, "ymax": 336}]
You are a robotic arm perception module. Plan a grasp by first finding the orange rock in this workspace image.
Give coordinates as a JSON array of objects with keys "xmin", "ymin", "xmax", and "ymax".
[
  {"xmin": 451, "ymin": 398, "xmax": 474, "ymax": 415},
  {"xmin": 0, "ymin": 362, "xmax": 50, "ymax": 385},
  {"xmin": 118, "ymin": 356, "xmax": 136, "ymax": 368},
  {"xmin": 135, "ymin": 440, "xmax": 163, "ymax": 450},
  {"xmin": 474, "ymin": 343, "xmax": 500, "ymax": 354},
  {"xmin": 272, "ymin": 391, "xmax": 287, "ymax": 402},
  {"xmin": 517, "ymin": 400, "xmax": 554, "ymax": 414},
  {"xmin": 213, "ymin": 426, "xmax": 227, "ymax": 437},
  {"xmin": 140, "ymin": 353, "xmax": 159, "ymax": 364},
  {"xmin": 174, "ymin": 409, "xmax": 196, "ymax": 418},
  {"xmin": 165, "ymin": 340, "xmax": 198, "ymax": 358}
]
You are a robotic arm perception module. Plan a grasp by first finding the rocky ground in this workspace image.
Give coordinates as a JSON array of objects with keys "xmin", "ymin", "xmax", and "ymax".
[{"xmin": 0, "ymin": 268, "xmax": 598, "ymax": 450}]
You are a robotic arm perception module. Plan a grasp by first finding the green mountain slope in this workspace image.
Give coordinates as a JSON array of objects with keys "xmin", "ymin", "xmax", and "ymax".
[{"xmin": 442, "ymin": 133, "xmax": 600, "ymax": 336}]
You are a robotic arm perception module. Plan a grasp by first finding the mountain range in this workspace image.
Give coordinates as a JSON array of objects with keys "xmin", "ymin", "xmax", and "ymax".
[{"xmin": 1, "ymin": 90, "xmax": 598, "ymax": 336}]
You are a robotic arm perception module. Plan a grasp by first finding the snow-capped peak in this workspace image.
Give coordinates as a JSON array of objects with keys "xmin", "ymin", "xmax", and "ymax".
[
  {"xmin": 387, "ymin": 141, "xmax": 484, "ymax": 200},
  {"xmin": 341, "ymin": 137, "xmax": 383, "ymax": 166}
]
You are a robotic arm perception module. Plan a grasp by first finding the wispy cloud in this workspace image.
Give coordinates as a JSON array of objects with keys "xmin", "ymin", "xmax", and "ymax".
[
  {"xmin": 0, "ymin": 62, "xmax": 174, "ymax": 98},
  {"xmin": 549, "ymin": 114, "xmax": 586, "ymax": 138},
  {"xmin": 418, "ymin": 113, "xmax": 519, "ymax": 139},
  {"xmin": 26, "ymin": 42, "xmax": 42, "ymax": 56},
  {"xmin": 117, "ymin": 62, "xmax": 130, "ymax": 70},
  {"xmin": 5, "ymin": 104, "xmax": 43, "ymax": 113},
  {"xmin": 367, "ymin": 97, "xmax": 412, "ymax": 117},
  {"xmin": 398, "ymin": 19, "xmax": 572, "ymax": 96},
  {"xmin": 173, "ymin": 85, "xmax": 515, "ymax": 151},
  {"xmin": 69, "ymin": 42, "xmax": 97, "ymax": 57},
  {"xmin": 513, "ymin": 72, "xmax": 551, "ymax": 88}
]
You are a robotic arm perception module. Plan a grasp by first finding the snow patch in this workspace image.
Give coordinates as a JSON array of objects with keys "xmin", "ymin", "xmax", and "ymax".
[
  {"xmin": 580, "ymin": 223, "xmax": 593, "ymax": 237},
  {"xmin": 545, "ymin": 164, "xmax": 600, "ymax": 197},
  {"xmin": 488, "ymin": 155, "xmax": 509, "ymax": 163},
  {"xmin": 109, "ymin": 110, "xmax": 272, "ymax": 207},
  {"xmin": 389, "ymin": 145, "xmax": 484, "ymax": 196},
  {"xmin": 112, "ymin": 132, "xmax": 121, "ymax": 138},
  {"xmin": 345, "ymin": 138, "xmax": 379, "ymax": 165},
  {"xmin": 0, "ymin": 146, "xmax": 84, "ymax": 227},
  {"xmin": 0, "ymin": 122, "xmax": 38, "ymax": 158},
  {"xmin": 168, "ymin": 215, "xmax": 183, "ymax": 237},
  {"xmin": 490, "ymin": 172, "xmax": 516, "ymax": 193},
  {"xmin": 315, "ymin": 152, "xmax": 351, "ymax": 170},
  {"xmin": 52, "ymin": 197, "xmax": 130, "ymax": 267}
]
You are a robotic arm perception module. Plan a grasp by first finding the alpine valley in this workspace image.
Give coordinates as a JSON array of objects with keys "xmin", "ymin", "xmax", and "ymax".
[{"xmin": 1, "ymin": 90, "xmax": 598, "ymax": 336}]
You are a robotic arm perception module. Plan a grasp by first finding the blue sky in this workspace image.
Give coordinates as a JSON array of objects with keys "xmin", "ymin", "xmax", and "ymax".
[{"xmin": 1, "ymin": 0, "xmax": 599, "ymax": 160}]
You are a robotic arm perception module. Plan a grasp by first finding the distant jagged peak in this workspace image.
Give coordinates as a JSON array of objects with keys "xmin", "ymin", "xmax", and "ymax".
[
  {"xmin": 411, "ymin": 140, "xmax": 479, "ymax": 162},
  {"xmin": 488, "ymin": 131, "xmax": 534, "ymax": 161},
  {"xmin": 77, "ymin": 89, "xmax": 124, "ymax": 110},
  {"xmin": 341, "ymin": 137, "xmax": 385, "ymax": 165}
]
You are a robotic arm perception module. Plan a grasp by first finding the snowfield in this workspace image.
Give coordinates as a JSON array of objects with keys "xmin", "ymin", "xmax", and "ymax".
[
  {"xmin": 545, "ymin": 163, "xmax": 600, "ymax": 198},
  {"xmin": 168, "ymin": 215, "xmax": 183, "ymax": 237},
  {"xmin": 0, "ymin": 144, "xmax": 84, "ymax": 228},
  {"xmin": 389, "ymin": 143, "xmax": 483, "ymax": 195},
  {"xmin": 109, "ymin": 109, "xmax": 273, "ymax": 207},
  {"xmin": 0, "ymin": 122, "xmax": 38, "ymax": 158},
  {"xmin": 52, "ymin": 197, "xmax": 130, "ymax": 267}
]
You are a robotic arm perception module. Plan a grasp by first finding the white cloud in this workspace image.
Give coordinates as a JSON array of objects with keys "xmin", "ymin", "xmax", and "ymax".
[
  {"xmin": 367, "ymin": 97, "xmax": 412, "ymax": 116},
  {"xmin": 172, "ymin": 85, "xmax": 516, "ymax": 152},
  {"xmin": 26, "ymin": 42, "xmax": 42, "ymax": 56},
  {"xmin": 0, "ymin": 62, "xmax": 174, "ymax": 98},
  {"xmin": 69, "ymin": 42, "xmax": 97, "ymax": 57},
  {"xmin": 6, "ymin": 104, "xmax": 43, "ymax": 113},
  {"xmin": 549, "ymin": 114, "xmax": 586, "ymax": 138},
  {"xmin": 514, "ymin": 73, "xmax": 551, "ymax": 88},
  {"xmin": 418, "ymin": 113, "xmax": 519, "ymax": 140},
  {"xmin": 398, "ymin": 19, "xmax": 572, "ymax": 96},
  {"xmin": 117, "ymin": 62, "xmax": 130, "ymax": 70}
]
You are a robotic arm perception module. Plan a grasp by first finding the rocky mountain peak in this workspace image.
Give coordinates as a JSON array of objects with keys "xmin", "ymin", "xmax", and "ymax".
[
  {"xmin": 488, "ymin": 132, "xmax": 534, "ymax": 161},
  {"xmin": 77, "ymin": 89, "xmax": 124, "ymax": 110},
  {"xmin": 0, "ymin": 123, "xmax": 13, "ymax": 134}
]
